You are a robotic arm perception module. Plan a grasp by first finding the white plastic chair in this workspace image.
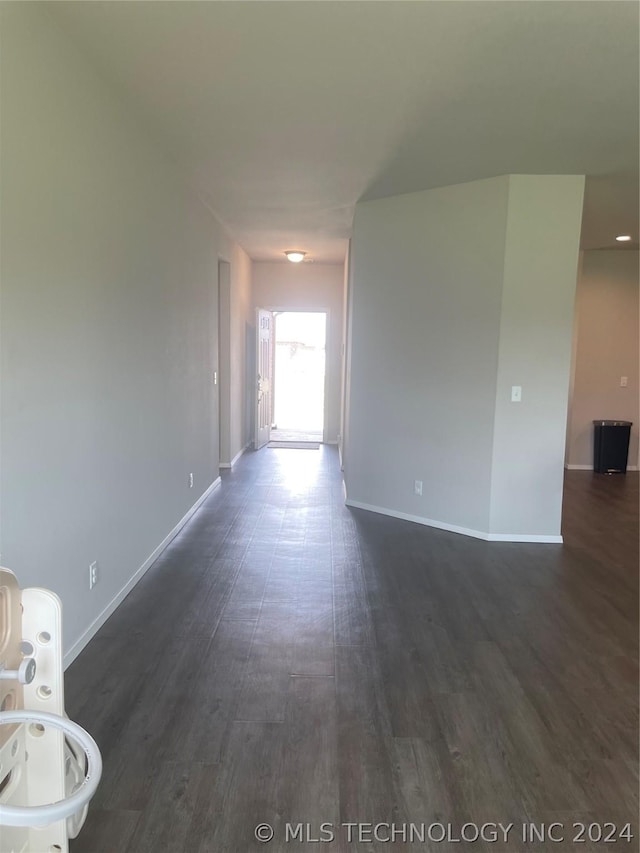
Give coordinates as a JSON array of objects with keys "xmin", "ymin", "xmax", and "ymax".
[{"xmin": 0, "ymin": 568, "xmax": 102, "ymax": 852}]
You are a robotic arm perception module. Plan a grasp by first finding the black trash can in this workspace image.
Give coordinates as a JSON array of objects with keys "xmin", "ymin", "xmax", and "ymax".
[{"xmin": 593, "ymin": 420, "xmax": 633, "ymax": 474}]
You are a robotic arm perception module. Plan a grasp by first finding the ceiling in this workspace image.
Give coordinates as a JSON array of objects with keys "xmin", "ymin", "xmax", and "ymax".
[{"xmin": 51, "ymin": 1, "xmax": 639, "ymax": 263}]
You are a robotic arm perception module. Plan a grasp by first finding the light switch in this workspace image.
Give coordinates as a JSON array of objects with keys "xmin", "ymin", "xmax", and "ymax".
[
  {"xmin": 511, "ymin": 385, "xmax": 522, "ymax": 403},
  {"xmin": 620, "ymin": 376, "xmax": 628, "ymax": 387}
]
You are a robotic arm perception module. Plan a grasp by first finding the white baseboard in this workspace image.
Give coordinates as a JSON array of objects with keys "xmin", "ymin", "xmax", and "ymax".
[
  {"xmin": 565, "ymin": 464, "xmax": 639, "ymax": 472},
  {"xmin": 485, "ymin": 532, "xmax": 563, "ymax": 543},
  {"xmin": 63, "ymin": 477, "xmax": 222, "ymax": 669},
  {"xmin": 219, "ymin": 443, "xmax": 249, "ymax": 469},
  {"xmin": 344, "ymin": 498, "xmax": 563, "ymax": 544}
]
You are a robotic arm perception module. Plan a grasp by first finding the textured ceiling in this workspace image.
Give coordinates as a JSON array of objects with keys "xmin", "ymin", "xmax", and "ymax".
[{"xmin": 51, "ymin": 1, "xmax": 639, "ymax": 262}]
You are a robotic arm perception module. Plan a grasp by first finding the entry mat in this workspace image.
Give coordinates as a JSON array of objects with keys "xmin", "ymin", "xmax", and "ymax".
[{"xmin": 268, "ymin": 441, "xmax": 321, "ymax": 450}]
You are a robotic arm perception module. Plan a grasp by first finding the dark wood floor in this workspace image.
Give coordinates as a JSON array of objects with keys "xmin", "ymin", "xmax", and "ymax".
[{"xmin": 66, "ymin": 449, "xmax": 638, "ymax": 853}]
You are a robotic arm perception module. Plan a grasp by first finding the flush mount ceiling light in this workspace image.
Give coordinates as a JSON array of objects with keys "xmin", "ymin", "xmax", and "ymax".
[
  {"xmin": 285, "ymin": 251, "xmax": 306, "ymax": 263},
  {"xmin": 615, "ymin": 235, "xmax": 632, "ymax": 242}
]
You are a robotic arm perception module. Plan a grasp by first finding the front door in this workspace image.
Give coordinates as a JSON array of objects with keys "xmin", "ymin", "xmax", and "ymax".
[{"xmin": 254, "ymin": 308, "xmax": 273, "ymax": 449}]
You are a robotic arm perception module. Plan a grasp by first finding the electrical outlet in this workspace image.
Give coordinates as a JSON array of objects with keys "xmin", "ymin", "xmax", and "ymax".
[
  {"xmin": 620, "ymin": 376, "xmax": 628, "ymax": 387},
  {"xmin": 89, "ymin": 561, "xmax": 98, "ymax": 590},
  {"xmin": 189, "ymin": 472, "xmax": 194, "ymax": 488},
  {"xmin": 414, "ymin": 480, "xmax": 423, "ymax": 496}
]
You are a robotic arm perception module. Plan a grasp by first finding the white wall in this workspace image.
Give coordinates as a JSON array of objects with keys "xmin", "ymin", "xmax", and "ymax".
[
  {"xmin": 567, "ymin": 250, "xmax": 639, "ymax": 469},
  {"xmin": 345, "ymin": 177, "xmax": 509, "ymax": 534},
  {"xmin": 339, "ymin": 241, "xmax": 352, "ymax": 467},
  {"xmin": 345, "ymin": 174, "xmax": 584, "ymax": 541},
  {"xmin": 0, "ymin": 3, "xmax": 250, "ymax": 658},
  {"xmin": 229, "ymin": 245, "xmax": 254, "ymax": 461},
  {"xmin": 252, "ymin": 262, "xmax": 345, "ymax": 443},
  {"xmin": 218, "ymin": 260, "xmax": 232, "ymax": 466},
  {"xmin": 564, "ymin": 250, "xmax": 584, "ymax": 462},
  {"xmin": 489, "ymin": 175, "xmax": 585, "ymax": 537}
]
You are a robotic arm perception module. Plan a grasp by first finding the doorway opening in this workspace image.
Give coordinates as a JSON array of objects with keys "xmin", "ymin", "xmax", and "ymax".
[{"xmin": 271, "ymin": 311, "xmax": 326, "ymax": 444}]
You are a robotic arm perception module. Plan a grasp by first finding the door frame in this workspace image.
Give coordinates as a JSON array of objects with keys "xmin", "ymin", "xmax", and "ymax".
[{"xmin": 269, "ymin": 307, "xmax": 330, "ymax": 444}]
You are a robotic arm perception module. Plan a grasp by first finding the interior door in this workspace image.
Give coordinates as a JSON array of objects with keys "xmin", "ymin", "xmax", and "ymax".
[{"xmin": 254, "ymin": 308, "xmax": 274, "ymax": 449}]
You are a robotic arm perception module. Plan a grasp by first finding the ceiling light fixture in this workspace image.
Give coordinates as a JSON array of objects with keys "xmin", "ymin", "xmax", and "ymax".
[
  {"xmin": 285, "ymin": 251, "xmax": 306, "ymax": 263},
  {"xmin": 615, "ymin": 235, "xmax": 632, "ymax": 242}
]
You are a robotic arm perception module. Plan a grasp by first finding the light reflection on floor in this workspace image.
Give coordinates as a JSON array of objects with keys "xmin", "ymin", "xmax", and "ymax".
[{"xmin": 270, "ymin": 443, "xmax": 327, "ymax": 496}]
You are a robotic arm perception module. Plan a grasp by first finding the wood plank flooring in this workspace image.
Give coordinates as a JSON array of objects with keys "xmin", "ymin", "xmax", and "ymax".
[{"xmin": 66, "ymin": 450, "xmax": 638, "ymax": 852}]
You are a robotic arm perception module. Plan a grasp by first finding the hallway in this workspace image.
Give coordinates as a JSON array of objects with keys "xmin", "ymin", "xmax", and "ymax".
[{"xmin": 66, "ymin": 448, "xmax": 638, "ymax": 852}]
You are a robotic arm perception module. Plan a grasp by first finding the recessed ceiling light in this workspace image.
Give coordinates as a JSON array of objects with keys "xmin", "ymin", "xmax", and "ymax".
[
  {"xmin": 285, "ymin": 251, "xmax": 305, "ymax": 263},
  {"xmin": 615, "ymin": 235, "xmax": 632, "ymax": 242}
]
